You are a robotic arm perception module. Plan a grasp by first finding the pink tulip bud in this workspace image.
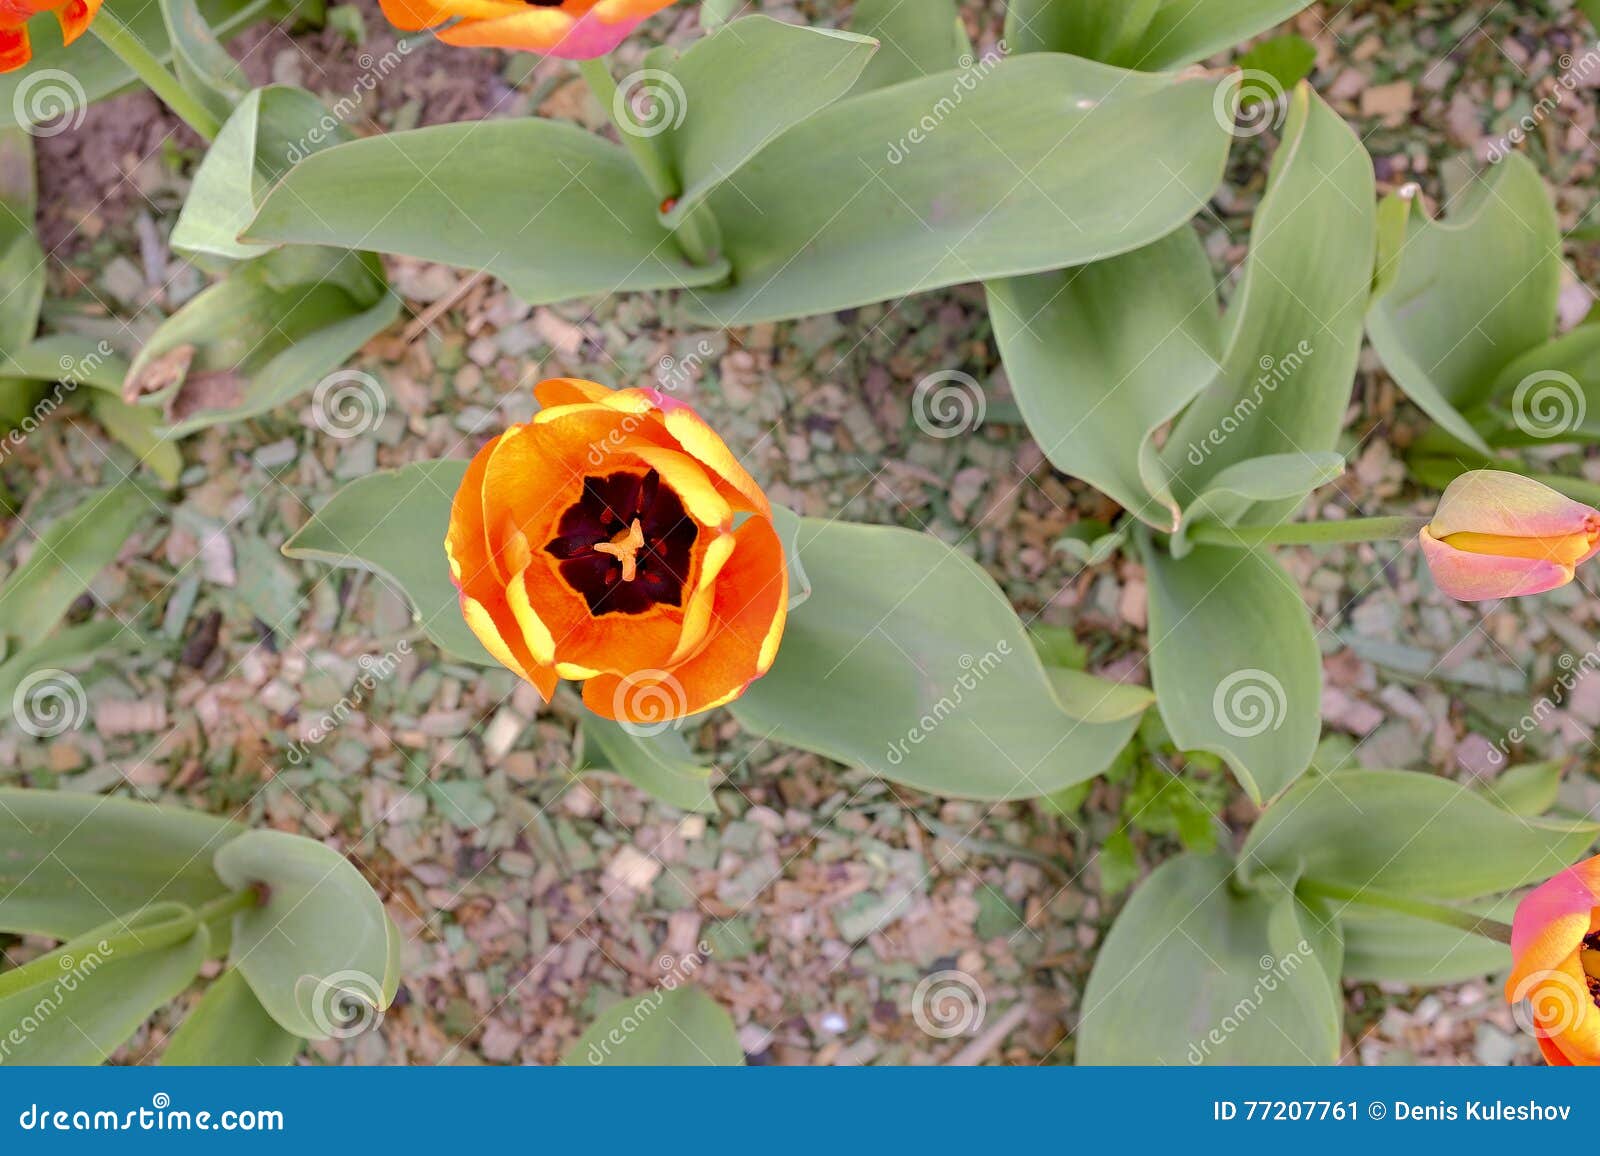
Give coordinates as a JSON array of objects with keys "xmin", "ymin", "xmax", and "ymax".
[{"xmin": 1419, "ymin": 471, "xmax": 1600, "ymax": 601}]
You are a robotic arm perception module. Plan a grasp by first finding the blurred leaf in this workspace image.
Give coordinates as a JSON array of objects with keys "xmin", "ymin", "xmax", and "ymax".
[
  {"xmin": 1164, "ymin": 85, "xmax": 1374, "ymax": 522},
  {"xmin": 562, "ymin": 986, "xmax": 742, "ymax": 1066},
  {"xmin": 282, "ymin": 459, "xmax": 493, "ymax": 664},
  {"xmin": 6, "ymin": 336, "xmax": 128, "ymax": 391},
  {"xmin": 845, "ymin": 0, "xmax": 969, "ymax": 94},
  {"xmin": 1097, "ymin": 828, "xmax": 1139, "ymax": 895},
  {"xmin": 0, "ymin": 482, "xmax": 156, "ymax": 649},
  {"xmin": 685, "ymin": 58, "xmax": 1230, "ymax": 324},
  {"xmin": 162, "ymin": 968, "xmax": 303, "ymax": 1065},
  {"xmin": 1473, "ymin": 760, "xmax": 1565, "ymax": 816},
  {"xmin": 654, "ymin": 17, "xmax": 876, "ymax": 225},
  {"xmin": 1006, "ymin": 0, "xmax": 1314, "ymax": 70},
  {"xmin": 730, "ymin": 518, "xmax": 1145, "ymax": 799},
  {"xmin": 1078, "ymin": 852, "xmax": 1342, "ymax": 1064},
  {"xmin": 0, "ymin": 789, "xmax": 240, "ymax": 939},
  {"xmin": 1367, "ymin": 155, "xmax": 1559, "ymax": 454},
  {"xmin": 0, "ymin": 618, "xmax": 123, "ymax": 707},
  {"xmin": 988, "ymin": 226, "xmax": 1223, "ymax": 531},
  {"xmin": 0, "ymin": 129, "xmax": 42, "ymax": 355},
  {"xmin": 1241, "ymin": 767, "xmax": 1599, "ymax": 900},
  {"xmin": 1340, "ymin": 897, "xmax": 1519, "ymax": 985},
  {"xmin": 89, "ymin": 393, "xmax": 183, "ymax": 484},
  {"xmin": 580, "ymin": 710, "xmax": 715, "ymax": 814},
  {"xmin": 768, "ymin": 504, "xmax": 810, "ymax": 610},
  {"xmin": 215, "ymin": 830, "xmax": 400, "ymax": 1040},
  {"xmin": 1481, "ymin": 325, "xmax": 1600, "ymax": 445},
  {"xmin": 244, "ymin": 118, "xmax": 731, "ymax": 303},
  {"xmin": 1234, "ymin": 34, "xmax": 1317, "ymax": 100},
  {"xmin": 1139, "ymin": 536, "xmax": 1321, "ymax": 804},
  {"xmin": 160, "ymin": 0, "xmax": 248, "ymax": 127}
]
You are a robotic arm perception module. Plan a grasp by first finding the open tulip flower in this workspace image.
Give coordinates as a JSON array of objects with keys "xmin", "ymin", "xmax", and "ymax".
[
  {"xmin": 1419, "ymin": 470, "xmax": 1600, "ymax": 602},
  {"xmin": 0, "ymin": 0, "xmax": 100, "ymax": 72},
  {"xmin": 1505, "ymin": 854, "xmax": 1600, "ymax": 1065},
  {"xmin": 445, "ymin": 377, "xmax": 787, "ymax": 727},
  {"xmin": 379, "ymin": 0, "xmax": 675, "ymax": 58}
]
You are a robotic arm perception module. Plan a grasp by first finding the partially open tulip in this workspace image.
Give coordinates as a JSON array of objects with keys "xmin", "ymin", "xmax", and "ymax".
[
  {"xmin": 1505, "ymin": 854, "xmax": 1600, "ymax": 1065},
  {"xmin": 379, "ymin": 0, "xmax": 675, "ymax": 59},
  {"xmin": 446, "ymin": 378, "xmax": 787, "ymax": 727},
  {"xmin": 1419, "ymin": 470, "xmax": 1600, "ymax": 601},
  {"xmin": 0, "ymin": 0, "xmax": 101, "ymax": 72}
]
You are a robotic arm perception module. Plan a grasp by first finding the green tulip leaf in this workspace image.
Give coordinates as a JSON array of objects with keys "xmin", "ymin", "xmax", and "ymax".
[
  {"xmin": 1473, "ymin": 760, "xmax": 1566, "ymax": 816},
  {"xmin": 6, "ymin": 336, "xmax": 128, "ymax": 391},
  {"xmin": 845, "ymin": 0, "xmax": 969, "ymax": 95},
  {"xmin": 562, "ymin": 985, "xmax": 743, "ymax": 1066},
  {"xmin": 1340, "ymin": 898, "xmax": 1519, "ymax": 986},
  {"xmin": 160, "ymin": 0, "xmax": 249, "ymax": 128},
  {"xmin": 1005, "ymin": 0, "xmax": 1315, "ymax": 70},
  {"xmin": 162, "ymin": 968, "xmax": 304, "ymax": 1065},
  {"xmin": 730, "ymin": 518, "xmax": 1146, "ymax": 800},
  {"xmin": 1139, "ymin": 535, "xmax": 1321, "ymax": 803},
  {"xmin": 88, "ymin": 393, "xmax": 184, "ymax": 484},
  {"xmin": 1481, "ymin": 324, "xmax": 1600, "ymax": 446},
  {"xmin": 580, "ymin": 710, "xmax": 716, "ymax": 814},
  {"xmin": 1078, "ymin": 852, "xmax": 1342, "ymax": 1064},
  {"xmin": 0, "ymin": 129, "xmax": 42, "ymax": 355},
  {"xmin": 1170, "ymin": 451, "xmax": 1346, "ymax": 557}
]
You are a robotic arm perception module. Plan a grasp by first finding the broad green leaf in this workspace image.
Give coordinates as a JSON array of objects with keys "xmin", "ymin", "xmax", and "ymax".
[
  {"xmin": 0, "ymin": 789, "xmax": 241, "ymax": 939},
  {"xmin": 580, "ymin": 710, "xmax": 715, "ymax": 814},
  {"xmin": 1170, "ymin": 452, "xmax": 1346, "ymax": 556},
  {"xmin": 1241, "ymin": 768, "xmax": 1599, "ymax": 900},
  {"xmin": 562, "ymin": 985, "xmax": 743, "ymax": 1066},
  {"xmin": 1340, "ymin": 898, "xmax": 1518, "ymax": 985},
  {"xmin": 730, "ymin": 519, "xmax": 1145, "ymax": 800},
  {"xmin": 1474, "ymin": 760, "xmax": 1565, "ymax": 816},
  {"xmin": 987, "ymin": 226, "xmax": 1223, "ymax": 531},
  {"xmin": 0, "ymin": 129, "xmax": 42, "ymax": 355},
  {"xmin": 768, "ymin": 504, "xmax": 811, "ymax": 609},
  {"xmin": 282, "ymin": 459, "xmax": 492, "ymax": 665},
  {"xmin": 125, "ymin": 246, "xmax": 399, "ymax": 437},
  {"xmin": 172, "ymin": 86, "xmax": 350, "ymax": 264},
  {"xmin": 1078, "ymin": 852, "xmax": 1342, "ymax": 1065},
  {"xmin": 243, "ymin": 118, "xmax": 732, "ymax": 303},
  {"xmin": 846, "ymin": 0, "xmax": 970, "ymax": 94},
  {"xmin": 7, "ymin": 336, "xmax": 128, "ymax": 391},
  {"xmin": 89, "ymin": 393, "xmax": 183, "ymax": 484},
  {"xmin": 652, "ymin": 17, "xmax": 877, "ymax": 225},
  {"xmin": 684, "ymin": 57, "xmax": 1231, "ymax": 325},
  {"xmin": 1164, "ymin": 85, "xmax": 1374, "ymax": 521},
  {"xmin": 0, "ymin": 912, "xmax": 209, "ymax": 1065},
  {"xmin": 0, "ymin": 619, "xmax": 122, "ymax": 709},
  {"xmin": 1367, "ymin": 154, "xmax": 1559, "ymax": 453},
  {"xmin": 162, "ymin": 968, "xmax": 303, "ymax": 1065},
  {"xmin": 0, "ymin": 0, "xmax": 273, "ymax": 129},
  {"xmin": 215, "ymin": 830, "xmax": 400, "ymax": 1040},
  {"xmin": 1234, "ymin": 34, "xmax": 1318, "ymax": 98},
  {"xmin": 1139, "ymin": 536, "xmax": 1320, "ymax": 803},
  {"xmin": 1481, "ymin": 325, "xmax": 1600, "ymax": 445},
  {"xmin": 161, "ymin": 0, "xmax": 249, "ymax": 127},
  {"xmin": 1006, "ymin": 0, "xmax": 1314, "ymax": 70},
  {"xmin": 0, "ymin": 482, "xmax": 156, "ymax": 649}
]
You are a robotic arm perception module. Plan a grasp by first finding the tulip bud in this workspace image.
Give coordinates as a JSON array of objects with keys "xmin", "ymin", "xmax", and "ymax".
[{"xmin": 1419, "ymin": 471, "xmax": 1600, "ymax": 601}]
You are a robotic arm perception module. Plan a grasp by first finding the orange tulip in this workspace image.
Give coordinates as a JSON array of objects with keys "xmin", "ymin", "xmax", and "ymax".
[
  {"xmin": 445, "ymin": 378, "xmax": 787, "ymax": 727},
  {"xmin": 378, "ymin": 0, "xmax": 675, "ymax": 59},
  {"xmin": 1505, "ymin": 854, "xmax": 1600, "ymax": 1065},
  {"xmin": 0, "ymin": 0, "xmax": 101, "ymax": 72},
  {"xmin": 1419, "ymin": 470, "xmax": 1600, "ymax": 601}
]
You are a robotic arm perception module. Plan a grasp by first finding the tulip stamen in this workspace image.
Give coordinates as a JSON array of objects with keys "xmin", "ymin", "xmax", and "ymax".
[{"xmin": 593, "ymin": 519, "xmax": 645, "ymax": 582}]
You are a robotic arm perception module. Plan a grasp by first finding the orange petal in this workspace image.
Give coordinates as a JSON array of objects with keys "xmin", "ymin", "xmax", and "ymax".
[
  {"xmin": 533, "ymin": 377, "xmax": 617, "ymax": 409},
  {"xmin": 458, "ymin": 585, "xmax": 557, "ymax": 700},
  {"xmin": 378, "ymin": 0, "xmax": 520, "ymax": 30},
  {"xmin": 655, "ymin": 393, "xmax": 770, "ymax": 517},
  {"xmin": 1419, "ymin": 526, "xmax": 1574, "ymax": 601},
  {"xmin": 436, "ymin": 6, "xmax": 638, "ymax": 58},
  {"xmin": 54, "ymin": 0, "xmax": 99, "ymax": 45},
  {"xmin": 1431, "ymin": 470, "xmax": 1600, "ymax": 542},
  {"xmin": 591, "ymin": 0, "xmax": 675, "ymax": 20},
  {"xmin": 1539, "ymin": 1033, "xmax": 1574, "ymax": 1066},
  {"xmin": 446, "ymin": 437, "xmax": 505, "ymax": 602},
  {"xmin": 0, "ymin": 25, "xmax": 29, "ymax": 72}
]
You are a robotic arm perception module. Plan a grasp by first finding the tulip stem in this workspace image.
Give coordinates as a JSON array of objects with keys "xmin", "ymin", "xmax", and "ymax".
[
  {"xmin": 1189, "ymin": 515, "xmax": 1430, "ymax": 549},
  {"xmin": 577, "ymin": 54, "xmax": 717, "ymax": 266},
  {"xmin": 1299, "ymin": 878, "xmax": 1514, "ymax": 945},
  {"xmin": 89, "ymin": 8, "xmax": 222, "ymax": 141}
]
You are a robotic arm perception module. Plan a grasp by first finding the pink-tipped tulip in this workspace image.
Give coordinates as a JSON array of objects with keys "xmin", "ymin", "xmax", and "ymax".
[{"xmin": 1419, "ymin": 471, "xmax": 1600, "ymax": 601}]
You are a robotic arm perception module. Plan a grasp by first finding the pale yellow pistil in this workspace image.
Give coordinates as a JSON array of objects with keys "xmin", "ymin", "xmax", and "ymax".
[{"xmin": 593, "ymin": 518, "xmax": 646, "ymax": 582}]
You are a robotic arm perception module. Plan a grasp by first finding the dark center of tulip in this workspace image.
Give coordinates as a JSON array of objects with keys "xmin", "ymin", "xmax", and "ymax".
[
  {"xmin": 523, "ymin": 0, "xmax": 564, "ymax": 6},
  {"xmin": 1582, "ymin": 932, "xmax": 1600, "ymax": 1008},
  {"xmin": 545, "ymin": 468, "xmax": 697, "ymax": 616}
]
